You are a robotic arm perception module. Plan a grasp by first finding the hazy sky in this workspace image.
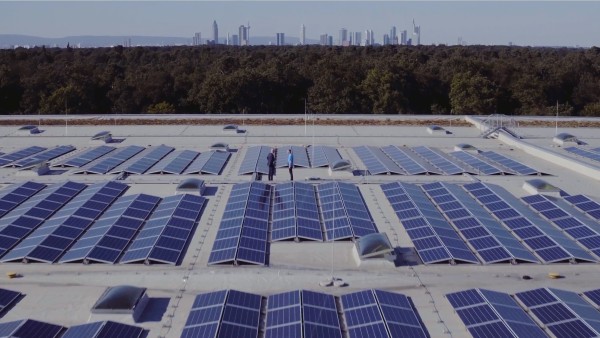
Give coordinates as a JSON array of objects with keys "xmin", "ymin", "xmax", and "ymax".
[{"xmin": 1, "ymin": 1, "xmax": 599, "ymax": 46}]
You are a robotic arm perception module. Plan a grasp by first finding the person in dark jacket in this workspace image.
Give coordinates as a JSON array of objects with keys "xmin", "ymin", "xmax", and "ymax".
[{"xmin": 267, "ymin": 148, "xmax": 276, "ymax": 181}]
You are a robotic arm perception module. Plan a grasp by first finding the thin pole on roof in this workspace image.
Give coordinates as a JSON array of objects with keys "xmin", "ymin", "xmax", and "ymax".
[{"xmin": 555, "ymin": 100, "xmax": 559, "ymax": 136}]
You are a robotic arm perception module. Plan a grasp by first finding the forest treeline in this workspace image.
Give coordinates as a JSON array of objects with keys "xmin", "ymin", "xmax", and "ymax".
[{"xmin": 1, "ymin": 45, "xmax": 600, "ymax": 116}]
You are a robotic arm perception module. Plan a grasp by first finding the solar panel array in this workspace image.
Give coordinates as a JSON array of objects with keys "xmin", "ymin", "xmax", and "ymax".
[
  {"xmin": 0, "ymin": 288, "xmax": 21, "ymax": 315},
  {"xmin": 61, "ymin": 321, "xmax": 145, "ymax": 338},
  {"xmin": 120, "ymin": 194, "xmax": 206, "ymax": 264},
  {"xmin": 564, "ymin": 146, "xmax": 600, "ymax": 163},
  {"xmin": 318, "ymin": 182, "xmax": 377, "ymax": 240},
  {"xmin": 422, "ymin": 182, "xmax": 538, "ymax": 264},
  {"xmin": 0, "ymin": 181, "xmax": 86, "ymax": 258},
  {"xmin": 239, "ymin": 146, "xmax": 271, "ymax": 175},
  {"xmin": 57, "ymin": 145, "xmax": 115, "ymax": 168},
  {"xmin": 522, "ymin": 194, "xmax": 600, "ymax": 259},
  {"xmin": 110, "ymin": 144, "xmax": 174, "ymax": 175},
  {"xmin": 515, "ymin": 288, "xmax": 600, "ymax": 337},
  {"xmin": 59, "ymin": 193, "xmax": 161, "ymax": 263},
  {"xmin": 381, "ymin": 182, "xmax": 479, "ymax": 264},
  {"xmin": 463, "ymin": 182, "xmax": 595, "ymax": 263},
  {"xmin": 353, "ymin": 146, "xmax": 405, "ymax": 175},
  {"xmin": 0, "ymin": 146, "xmax": 46, "ymax": 166},
  {"xmin": 446, "ymin": 288, "xmax": 547, "ymax": 338},
  {"xmin": 0, "ymin": 181, "xmax": 46, "ymax": 219},
  {"xmin": 276, "ymin": 146, "xmax": 311, "ymax": 168},
  {"xmin": 380, "ymin": 145, "xmax": 431, "ymax": 175},
  {"xmin": 272, "ymin": 182, "xmax": 322, "ymax": 241},
  {"xmin": 583, "ymin": 289, "xmax": 600, "ymax": 308},
  {"xmin": 564, "ymin": 194, "xmax": 600, "ymax": 220},
  {"xmin": 341, "ymin": 289, "xmax": 429, "ymax": 338},
  {"xmin": 0, "ymin": 319, "xmax": 65, "ymax": 338},
  {"xmin": 1, "ymin": 181, "xmax": 128, "ymax": 263},
  {"xmin": 147, "ymin": 150, "xmax": 199, "ymax": 174},
  {"xmin": 266, "ymin": 290, "xmax": 342, "ymax": 338},
  {"xmin": 208, "ymin": 182, "xmax": 271, "ymax": 265},
  {"xmin": 181, "ymin": 289, "xmax": 262, "ymax": 338},
  {"xmin": 183, "ymin": 150, "xmax": 231, "ymax": 175},
  {"xmin": 412, "ymin": 146, "xmax": 465, "ymax": 175},
  {"xmin": 308, "ymin": 145, "xmax": 343, "ymax": 168},
  {"xmin": 478, "ymin": 151, "xmax": 539, "ymax": 175},
  {"xmin": 9, "ymin": 145, "xmax": 76, "ymax": 168},
  {"xmin": 73, "ymin": 145, "xmax": 145, "ymax": 174},
  {"xmin": 449, "ymin": 151, "xmax": 503, "ymax": 175}
]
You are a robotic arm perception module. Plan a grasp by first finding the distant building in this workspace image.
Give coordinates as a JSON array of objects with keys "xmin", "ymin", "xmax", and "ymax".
[
  {"xmin": 193, "ymin": 33, "xmax": 202, "ymax": 46},
  {"xmin": 354, "ymin": 32, "xmax": 362, "ymax": 46},
  {"xmin": 328, "ymin": 36, "xmax": 333, "ymax": 46},
  {"xmin": 339, "ymin": 28, "xmax": 348, "ymax": 46},
  {"xmin": 300, "ymin": 24, "xmax": 306, "ymax": 45},
  {"xmin": 232, "ymin": 34, "xmax": 239, "ymax": 46},
  {"xmin": 413, "ymin": 19, "xmax": 421, "ymax": 45},
  {"xmin": 213, "ymin": 20, "xmax": 218, "ymax": 44},
  {"xmin": 383, "ymin": 34, "xmax": 390, "ymax": 45},
  {"xmin": 320, "ymin": 34, "xmax": 329, "ymax": 46},
  {"xmin": 400, "ymin": 30, "xmax": 407, "ymax": 45},
  {"xmin": 239, "ymin": 24, "xmax": 250, "ymax": 46},
  {"xmin": 276, "ymin": 33, "xmax": 285, "ymax": 46},
  {"xmin": 390, "ymin": 26, "xmax": 397, "ymax": 45}
]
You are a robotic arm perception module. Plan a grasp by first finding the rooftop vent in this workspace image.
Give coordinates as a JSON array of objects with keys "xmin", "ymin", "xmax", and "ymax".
[
  {"xmin": 355, "ymin": 233, "xmax": 394, "ymax": 259},
  {"xmin": 553, "ymin": 133, "xmax": 581, "ymax": 146},
  {"xmin": 91, "ymin": 131, "xmax": 113, "ymax": 143},
  {"xmin": 222, "ymin": 125, "xmax": 238, "ymax": 133},
  {"xmin": 523, "ymin": 179, "xmax": 561, "ymax": 197},
  {"xmin": 330, "ymin": 159, "xmax": 352, "ymax": 171},
  {"xmin": 427, "ymin": 125, "xmax": 449, "ymax": 135},
  {"xmin": 211, "ymin": 142, "xmax": 230, "ymax": 152},
  {"xmin": 454, "ymin": 144, "xmax": 478, "ymax": 152},
  {"xmin": 91, "ymin": 285, "xmax": 149, "ymax": 322},
  {"xmin": 176, "ymin": 178, "xmax": 206, "ymax": 195}
]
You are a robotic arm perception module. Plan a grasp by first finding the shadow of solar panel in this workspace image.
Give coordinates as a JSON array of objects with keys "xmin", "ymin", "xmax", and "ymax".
[{"xmin": 0, "ymin": 146, "xmax": 47, "ymax": 167}]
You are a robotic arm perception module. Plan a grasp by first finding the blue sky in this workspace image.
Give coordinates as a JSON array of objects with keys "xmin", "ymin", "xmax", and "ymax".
[{"xmin": 1, "ymin": 1, "xmax": 599, "ymax": 46}]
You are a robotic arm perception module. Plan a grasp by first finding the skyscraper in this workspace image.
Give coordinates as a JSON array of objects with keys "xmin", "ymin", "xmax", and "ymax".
[
  {"xmin": 319, "ymin": 34, "xmax": 329, "ymax": 46},
  {"xmin": 239, "ymin": 24, "xmax": 250, "ymax": 46},
  {"xmin": 276, "ymin": 33, "xmax": 285, "ymax": 46},
  {"xmin": 383, "ymin": 34, "xmax": 390, "ymax": 45},
  {"xmin": 390, "ymin": 26, "xmax": 397, "ymax": 45},
  {"xmin": 354, "ymin": 32, "xmax": 362, "ymax": 46},
  {"xmin": 300, "ymin": 24, "xmax": 306, "ymax": 45},
  {"xmin": 339, "ymin": 28, "xmax": 348, "ymax": 46},
  {"xmin": 212, "ymin": 20, "xmax": 218, "ymax": 44},
  {"xmin": 400, "ymin": 30, "xmax": 407, "ymax": 45},
  {"xmin": 232, "ymin": 34, "xmax": 239, "ymax": 46},
  {"xmin": 193, "ymin": 32, "xmax": 201, "ymax": 46},
  {"xmin": 413, "ymin": 19, "xmax": 421, "ymax": 45}
]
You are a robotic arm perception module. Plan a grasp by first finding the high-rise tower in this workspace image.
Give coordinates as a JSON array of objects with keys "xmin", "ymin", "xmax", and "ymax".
[
  {"xmin": 413, "ymin": 19, "xmax": 421, "ymax": 45},
  {"xmin": 212, "ymin": 20, "xmax": 218, "ymax": 44},
  {"xmin": 339, "ymin": 28, "xmax": 348, "ymax": 46},
  {"xmin": 301, "ymin": 24, "xmax": 306, "ymax": 45}
]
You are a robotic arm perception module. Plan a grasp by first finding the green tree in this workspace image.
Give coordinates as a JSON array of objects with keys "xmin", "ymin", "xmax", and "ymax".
[
  {"xmin": 450, "ymin": 72, "xmax": 497, "ymax": 115},
  {"xmin": 147, "ymin": 101, "xmax": 175, "ymax": 114}
]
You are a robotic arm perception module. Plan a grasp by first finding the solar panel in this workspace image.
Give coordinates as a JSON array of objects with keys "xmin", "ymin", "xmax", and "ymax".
[
  {"xmin": 463, "ymin": 182, "xmax": 595, "ymax": 263},
  {"xmin": 208, "ymin": 182, "xmax": 270, "ymax": 265},
  {"xmin": 10, "ymin": 145, "xmax": 76, "ymax": 168},
  {"xmin": 353, "ymin": 146, "xmax": 405, "ymax": 175},
  {"xmin": 522, "ymin": 194, "xmax": 600, "ymax": 260},
  {"xmin": 120, "ymin": 194, "xmax": 206, "ymax": 264},
  {"xmin": 478, "ymin": 151, "xmax": 539, "ymax": 175},
  {"xmin": 61, "ymin": 321, "xmax": 144, "ymax": 338},
  {"xmin": 341, "ymin": 289, "xmax": 429, "ymax": 338},
  {"xmin": 380, "ymin": 145, "xmax": 431, "ymax": 175},
  {"xmin": 515, "ymin": 288, "xmax": 600, "ymax": 337},
  {"xmin": 318, "ymin": 182, "xmax": 377, "ymax": 240},
  {"xmin": 1, "ymin": 181, "xmax": 128, "ymax": 263},
  {"xmin": 59, "ymin": 193, "xmax": 160, "ymax": 263},
  {"xmin": 147, "ymin": 149, "xmax": 199, "ymax": 174},
  {"xmin": 308, "ymin": 145, "xmax": 342, "ymax": 168},
  {"xmin": 0, "ymin": 319, "xmax": 65, "ymax": 338},
  {"xmin": 0, "ymin": 181, "xmax": 86, "ymax": 259},
  {"xmin": 183, "ymin": 150, "xmax": 231, "ymax": 175},
  {"xmin": 449, "ymin": 151, "xmax": 503, "ymax": 175},
  {"xmin": 276, "ymin": 146, "xmax": 311, "ymax": 168},
  {"xmin": 422, "ymin": 182, "xmax": 537, "ymax": 264},
  {"xmin": 57, "ymin": 145, "xmax": 116, "ymax": 168},
  {"xmin": 110, "ymin": 144, "xmax": 174, "ymax": 175},
  {"xmin": 272, "ymin": 182, "xmax": 322, "ymax": 241},
  {"xmin": 238, "ymin": 146, "xmax": 271, "ymax": 175},
  {"xmin": 73, "ymin": 145, "xmax": 145, "ymax": 174},
  {"xmin": 266, "ymin": 290, "xmax": 302, "ymax": 338},
  {"xmin": 411, "ymin": 146, "xmax": 465, "ymax": 175},
  {"xmin": 446, "ymin": 288, "xmax": 546, "ymax": 338},
  {"xmin": 0, "ymin": 288, "xmax": 21, "ymax": 315},
  {"xmin": 0, "ymin": 181, "xmax": 46, "ymax": 219},
  {"xmin": 182, "ymin": 290, "xmax": 262, "ymax": 338},
  {"xmin": 0, "ymin": 146, "xmax": 46, "ymax": 167},
  {"xmin": 564, "ymin": 146, "xmax": 600, "ymax": 163},
  {"xmin": 583, "ymin": 289, "xmax": 600, "ymax": 308},
  {"xmin": 564, "ymin": 195, "xmax": 600, "ymax": 221},
  {"xmin": 381, "ymin": 182, "xmax": 478, "ymax": 264}
]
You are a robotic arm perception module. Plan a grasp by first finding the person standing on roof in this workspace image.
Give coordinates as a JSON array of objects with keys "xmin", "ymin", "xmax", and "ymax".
[
  {"xmin": 287, "ymin": 148, "xmax": 294, "ymax": 181},
  {"xmin": 267, "ymin": 148, "xmax": 276, "ymax": 181}
]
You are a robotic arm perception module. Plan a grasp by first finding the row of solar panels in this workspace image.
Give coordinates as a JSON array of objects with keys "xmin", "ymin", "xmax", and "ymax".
[
  {"xmin": 382, "ymin": 181, "xmax": 600, "ymax": 265},
  {"xmin": 0, "ymin": 318, "xmax": 144, "ymax": 338},
  {"xmin": 0, "ymin": 145, "xmax": 230, "ymax": 175},
  {"xmin": 239, "ymin": 145, "xmax": 343, "ymax": 175},
  {"xmin": 207, "ymin": 181, "xmax": 378, "ymax": 266},
  {"xmin": 564, "ymin": 146, "xmax": 600, "ymax": 164},
  {"xmin": 448, "ymin": 287, "xmax": 600, "ymax": 338},
  {"xmin": 354, "ymin": 145, "xmax": 541, "ymax": 176},
  {"xmin": 181, "ymin": 288, "xmax": 429, "ymax": 338},
  {"xmin": 0, "ymin": 181, "xmax": 206, "ymax": 265}
]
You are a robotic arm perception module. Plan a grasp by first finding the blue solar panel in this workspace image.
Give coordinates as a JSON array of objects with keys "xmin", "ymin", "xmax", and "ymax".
[
  {"xmin": 74, "ymin": 145, "xmax": 145, "ymax": 174},
  {"xmin": 239, "ymin": 146, "xmax": 271, "ymax": 175},
  {"xmin": 308, "ymin": 145, "xmax": 342, "ymax": 168},
  {"xmin": 183, "ymin": 150, "xmax": 231, "ymax": 175},
  {"xmin": 564, "ymin": 146, "xmax": 600, "ymax": 163},
  {"xmin": 381, "ymin": 182, "xmax": 478, "ymax": 264},
  {"xmin": 10, "ymin": 145, "xmax": 76, "ymax": 168},
  {"xmin": 120, "ymin": 194, "xmax": 206, "ymax": 265},
  {"xmin": 447, "ymin": 288, "xmax": 546, "ymax": 338},
  {"xmin": 353, "ymin": 146, "xmax": 405, "ymax": 175},
  {"xmin": 0, "ymin": 181, "xmax": 46, "ymax": 219},
  {"xmin": 208, "ymin": 182, "xmax": 270, "ymax": 265},
  {"xmin": 0, "ymin": 319, "xmax": 65, "ymax": 338},
  {"xmin": 0, "ymin": 146, "xmax": 46, "ymax": 166},
  {"xmin": 272, "ymin": 182, "xmax": 322, "ymax": 241},
  {"xmin": 111, "ymin": 144, "xmax": 174, "ymax": 175},
  {"xmin": 564, "ymin": 195, "xmax": 600, "ymax": 221},
  {"xmin": 276, "ymin": 146, "xmax": 311, "ymax": 168},
  {"xmin": 318, "ymin": 182, "xmax": 377, "ymax": 240},
  {"xmin": 411, "ymin": 146, "xmax": 465, "ymax": 175},
  {"xmin": 0, "ymin": 288, "xmax": 21, "ymax": 315},
  {"xmin": 479, "ymin": 151, "xmax": 539, "ymax": 175},
  {"xmin": 515, "ymin": 288, "xmax": 600, "ymax": 337},
  {"xmin": 58, "ymin": 145, "xmax": 116, "ymax": 168},
  {"xmin": 62, "ymin": 321, "xmax": 144, "ymax": 338},
  {"xmin": 59, "ymin": 193, "xmax": 160, "ymax": 263},
  {"xmin": 449, "ymin": 151, "xmax": 503, "ymax": 175},
  {"xmin": 583, "ymin": 289, "xmax": 600, "ymax": 308},
  {"xmin": 380, "ymin": 145, "xmax": 431, "ymax": 175}
]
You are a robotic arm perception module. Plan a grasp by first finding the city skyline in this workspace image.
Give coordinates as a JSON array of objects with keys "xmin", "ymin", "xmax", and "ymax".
[{"xmin": 1, "ymin": 1, "xmax": 599, "ymax": 47}]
